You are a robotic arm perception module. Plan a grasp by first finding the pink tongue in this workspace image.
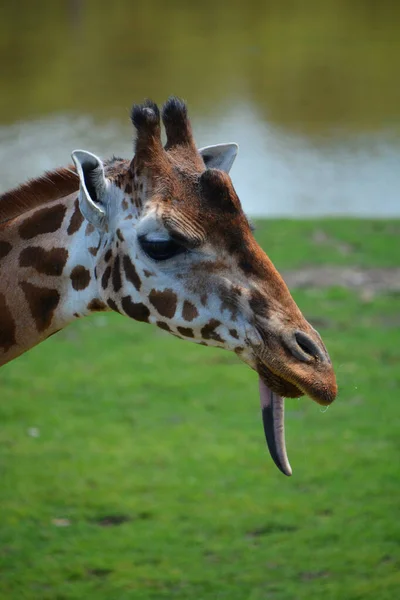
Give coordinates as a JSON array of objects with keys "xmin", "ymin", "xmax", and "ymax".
[{"xmin": 259, "ymin": 377, "xmax": 292, "ymax": 476}]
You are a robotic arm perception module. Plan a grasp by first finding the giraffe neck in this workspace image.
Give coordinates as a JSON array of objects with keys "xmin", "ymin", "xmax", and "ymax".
[
  {"xmin": 0, "ymin": 193, "xmax": 108, "ymax": 367},
  {"xmin": 0, "ymin": 158, "xmax": 152, "ymax": 367}
]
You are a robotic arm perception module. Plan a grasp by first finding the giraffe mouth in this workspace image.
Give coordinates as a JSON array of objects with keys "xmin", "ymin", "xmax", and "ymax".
[
  {"xmin": 257, "ymin": 362, "xmax": 304, "ymax": 399},
  {"xmin": 256, "ymin": 359, "xmax": 336, "ymax": 476}
]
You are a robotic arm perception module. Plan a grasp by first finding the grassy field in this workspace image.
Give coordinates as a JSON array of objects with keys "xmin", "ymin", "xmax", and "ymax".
[{"xmin": 0, "ymin": 219, "xmax": 399, "ymax": 599}]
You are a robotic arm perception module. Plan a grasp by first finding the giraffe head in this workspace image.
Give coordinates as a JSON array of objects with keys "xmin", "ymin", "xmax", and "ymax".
[{"xmin": 72, "ymin": 98, "xmax": 337, "ymax": 476}]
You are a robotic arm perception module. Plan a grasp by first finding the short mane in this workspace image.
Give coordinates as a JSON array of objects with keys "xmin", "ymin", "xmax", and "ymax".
[{"xmin": 0, "ymin": 166, "xmax": 80, "ymax": 225}]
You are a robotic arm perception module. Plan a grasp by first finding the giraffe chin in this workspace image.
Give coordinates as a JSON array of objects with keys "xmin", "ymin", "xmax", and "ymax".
[{"xmin": 259, "ymin": 378, "xmax": 292, "ymax": 477}]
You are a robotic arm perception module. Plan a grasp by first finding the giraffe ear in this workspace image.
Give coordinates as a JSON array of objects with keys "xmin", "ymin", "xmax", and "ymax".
[
  {"xmin": 71, "ymin": 150, "xmax": 108, "ymax": 231},
  {"xmin": 199, "ymin": 143, "xmax": 238, "ymax": 173}
]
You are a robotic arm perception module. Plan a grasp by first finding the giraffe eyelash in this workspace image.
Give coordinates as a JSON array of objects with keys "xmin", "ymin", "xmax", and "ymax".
[{"xmin": 138, "ymin": 236, "xmax": 187, "ymax": 261}]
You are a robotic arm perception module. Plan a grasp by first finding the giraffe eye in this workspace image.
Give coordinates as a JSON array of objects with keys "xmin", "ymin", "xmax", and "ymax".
[{"xmin": 139, "ymin": 237, "xmax": 186, "ymax": 261}]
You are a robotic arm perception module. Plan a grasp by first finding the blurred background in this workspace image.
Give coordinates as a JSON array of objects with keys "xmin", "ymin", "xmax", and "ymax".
[
  {"xmin": 0, "ymin": 2, "xmax": 399, "ymax": 600},
  {"xmin": 1, "ymin": 0, "xmax": 400, "ymax": 216}
]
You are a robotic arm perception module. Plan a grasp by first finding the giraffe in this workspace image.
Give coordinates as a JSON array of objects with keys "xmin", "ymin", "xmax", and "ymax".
[{"xmin": 0, "ymin": 98, "xmax": 337, "ymax": 476}]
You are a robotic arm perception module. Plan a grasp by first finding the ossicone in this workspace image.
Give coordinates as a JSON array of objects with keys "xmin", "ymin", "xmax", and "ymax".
[
  {"xmin": 162, "ymin": 96, "xmax": 188, "ymax": 127},
  {"xmin": 162, "ymin": 96, "xmax": 194, "ymax": 150},
  {"xmin": 130, "ymin": 99, "xmax": 160, "ymax": 133},
  {"xmin": 130, "ymin": 99, "xmax": 164, "ymax": 170}
]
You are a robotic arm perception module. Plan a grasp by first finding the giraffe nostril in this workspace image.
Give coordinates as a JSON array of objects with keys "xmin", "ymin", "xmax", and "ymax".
[
  {"xmin": 284, "ymin": 331, "xmax": 327, "ymax": 363},
  {"xmin": 294, "ymin": 331, "xmax": 326, "ymax": 362}
]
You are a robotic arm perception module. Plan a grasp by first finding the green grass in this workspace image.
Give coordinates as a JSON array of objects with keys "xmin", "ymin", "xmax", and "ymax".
[
  {"xmin": 253, "ymin": 218, "xmax": 400, "ymax": 268},
  {"xmin": 0, "ymin": 219, "xmax": 399, "ymax": 599}
]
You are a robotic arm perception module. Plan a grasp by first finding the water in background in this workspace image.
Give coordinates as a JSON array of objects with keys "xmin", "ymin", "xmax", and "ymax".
[{"xmin": 1, "ymin": 0, "xmax": 399, "ymax": 217}]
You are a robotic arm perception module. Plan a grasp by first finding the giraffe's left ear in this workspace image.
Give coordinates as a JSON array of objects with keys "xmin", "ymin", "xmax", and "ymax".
[
  {"xmin": 199, "ymin": 143, "xmax": 238, "ymax": 173},
  {"xmin": 71, "ymin": 150, "xmax": 108, "ymax": 231}
]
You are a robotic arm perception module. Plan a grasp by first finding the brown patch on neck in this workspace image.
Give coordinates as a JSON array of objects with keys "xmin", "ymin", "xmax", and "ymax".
[
  {"xmin": 0, "ymin": 293, "xmax": 16, "ymax": 351},
  {"xmin": 67, "ymin": 198, "xmax": 84, "ymax": 235},
  {"xmin": 19, "ymin": 246, "xmax": 68, "ymax": 276},
  {"xmin": 0, "ymin": 241, "xmax": 12, "ymax": 260},
  {"xmin": 19, "ymin": 204, "xmax": 67, "ymax": 240},
  {"xmin": 20, "ymin": 281, "xmax": 60, "ymax": 332},
  {"xmin": 0, "ymin": 167, "xmax": 78, "ymax": 225}
]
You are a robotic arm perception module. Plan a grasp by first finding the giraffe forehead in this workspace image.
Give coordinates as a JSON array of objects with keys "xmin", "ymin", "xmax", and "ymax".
[
  {"xmin": 145, "ymin": 191, "xmax": 248, "ymax": 249},
  {"xmin": 121, "ymin": 148, "xmax": 246, "ymax": 240},
  {"xmin": 154, "ymin": 169, "xmax": 242, "ymax": 216}
]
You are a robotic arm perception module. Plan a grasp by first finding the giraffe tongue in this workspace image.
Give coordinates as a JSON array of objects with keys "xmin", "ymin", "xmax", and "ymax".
[{"xmin": 259, "ymin": 378, "xmax": 292, "ymax": 476}]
